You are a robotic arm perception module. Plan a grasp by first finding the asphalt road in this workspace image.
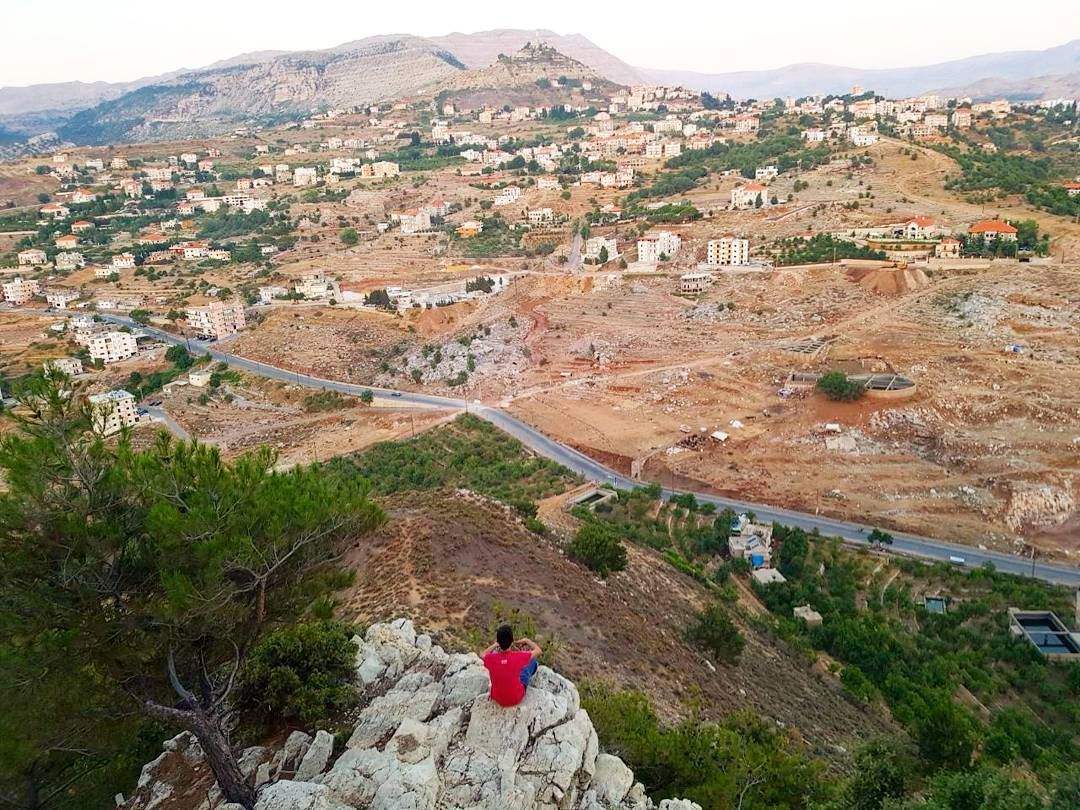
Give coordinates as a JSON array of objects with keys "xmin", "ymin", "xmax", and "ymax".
[{"xmin": 96, "ymin": 313, "xmax": 1080, "ymax": 588}]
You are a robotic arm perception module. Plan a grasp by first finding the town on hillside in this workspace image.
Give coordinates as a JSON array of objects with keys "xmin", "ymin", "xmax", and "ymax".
[{"xmin": 1, "ymin": 20, "xmax": 1079, "ymax": 810}]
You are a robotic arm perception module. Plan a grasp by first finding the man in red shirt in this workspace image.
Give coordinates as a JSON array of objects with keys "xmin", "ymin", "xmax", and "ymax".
[{"xmin": 482, "ymin": 624, "xmax": 542, "ymax": 707}]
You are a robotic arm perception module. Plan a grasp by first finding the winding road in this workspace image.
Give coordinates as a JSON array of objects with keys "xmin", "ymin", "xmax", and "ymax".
[{"xmin": 97, "ymin": 313, "xmax": 1080, "ymax": 588}]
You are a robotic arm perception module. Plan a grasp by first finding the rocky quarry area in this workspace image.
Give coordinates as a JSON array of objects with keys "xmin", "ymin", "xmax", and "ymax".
[{"xmin": 121, "ymin": 619, "xmax": 700, "ymax": 810}]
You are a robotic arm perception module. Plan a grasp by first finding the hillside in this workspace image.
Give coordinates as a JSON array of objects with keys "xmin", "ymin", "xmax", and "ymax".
[
  {"xmin": 640, "ymin": 38, "xmax": 1080, "ymax": 98},
  {"xmin": 335, "ymin": 489, "xmax": 896, "ymax": 756},
  {"xmin": 56, "ymin": 36, "xmax": 464, "ymax": 144}
]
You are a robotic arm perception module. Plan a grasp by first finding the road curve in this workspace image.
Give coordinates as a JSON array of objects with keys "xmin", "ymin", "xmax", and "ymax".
[{"xmin": 98, "ymin": 313, "xmax": 1080, "ymax": 588}]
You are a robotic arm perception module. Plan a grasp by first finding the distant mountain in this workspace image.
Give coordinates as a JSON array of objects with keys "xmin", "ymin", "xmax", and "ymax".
[
  {"xmin": 9, "ymin": 32, "xmax": 1080, "ymax": 147},
  {"xmin": 430, "ymin": 29, "xmax": 645, "ymax": 85},
  {"xmin": 639, "ymin": 39, "xmax": 1080, "ymax": 99},
  {"xmin": 0, "ymin": 28, "xmax": 641, "ymax": 128},
  {"xmin": 934, "ymin": 72, "xmax": 1080, "ymax": 102},
  {"xmin": 57, "ymin": 36, "xmax": 465, "ymax": 144}
]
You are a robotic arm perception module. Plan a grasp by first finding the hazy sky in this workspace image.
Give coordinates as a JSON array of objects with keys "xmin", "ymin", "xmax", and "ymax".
[{"xmin": 3, "ymin": 0, "xmax": 1079, "ymax": 87}]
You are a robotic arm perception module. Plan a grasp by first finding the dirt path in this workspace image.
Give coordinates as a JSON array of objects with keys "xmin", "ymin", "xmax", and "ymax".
[{"xmin": 880, "ymin": 568, "xmax": 901, "ymax": 605}]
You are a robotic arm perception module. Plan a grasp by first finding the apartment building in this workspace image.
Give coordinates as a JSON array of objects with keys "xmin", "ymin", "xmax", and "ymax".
[
  {"xmin": 45, "ymin": 357, "xmax": 84, "ymax": 376},
  {"xmin": 637, "ymin": 231, "xmax": 681, "ymax": 263},
  {"xmin": 706, "ymin": 236, "xmax": 750, "ymax": 266},
  {"xmin": 494, "ymin": 186, "xmax": 522, "ymax": 206},
  {"xmin": 87, "ymin": 331, "xmax": 138, "ymax": 364},
  {"xmin": 88, "ymin": 389, "xmax": 138, "ymax": 436},
  {"xmin": 2, "ymin": 276, "xmax": 41, "ymax": 304},
  {"xmin": 584, "ymin": 236, "xmax": 619, "ymax": 262},
  {"xmin": 293, "ymin": 167, "xmax": 318, "ymax": 186},
  {"xmin": 951, "ymin": 109, "xmax": 973, "ymax": 129},
  {"xmin": 185, "ymin": 300, "xmax": 247, "ymax": 339}
]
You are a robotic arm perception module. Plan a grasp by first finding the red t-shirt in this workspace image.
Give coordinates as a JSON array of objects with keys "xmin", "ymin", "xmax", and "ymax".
[{"xmin": 483, "ymin": 650, "xmax": 533, "ymax": 707}]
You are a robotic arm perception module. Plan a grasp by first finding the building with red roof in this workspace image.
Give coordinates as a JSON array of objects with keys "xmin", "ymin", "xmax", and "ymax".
[{"xmin": 968, "ymin": 219, "xmax": 1018, "ymax": 241}]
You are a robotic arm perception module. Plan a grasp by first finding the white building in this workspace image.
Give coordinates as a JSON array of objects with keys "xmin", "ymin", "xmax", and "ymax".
[
  {"xmin": 294, "ymin": 271, "xmax": 339, "ymax": 300},
  {"xmin": 18, "ymin": 249, "xmax": 47, "ymax": 266},
  {"xmin": 901, "ymin": 216, "xmax": 936, "ymax": 240},
  {"xmin": 637, "ymin": 231, "xmax": 681, "ymax": 263},
  {"xmin": 293, "ymin": 167, "xmax": 318, "ymax": 186},
  {"xmin": 706, "ymin": 235, "xmax": 750, "ymax": 266},
  {"xmin": 45, "ymin": 290, "xmax": 80, "ymax": 308},
  {"xmin": 584, "ymin": 236, "xmax": 619, "ymax": 262},
  {"xmin": 848, "ymin": 127, "xmax": 879, "ymax": 147},
  {"xmin": 754, "ymin": 165, "xmax": 778, "ymax": 181},
  {"xmin": 258, "ymin": 285, "xmax": 288, "ymax": 304},
  {"xmin": 2, "ymin": 276, "xmax": 41, "ymax": 304},
  {"xmin": 680, "ymin": 272, "xmax": 712, "ymax": 293},
  {"xmin": 493, "ymin": 186, "xmax": 522, "ymax": 206},
  {"xmin": 45, "ymin": 357, "xmax": 84, "ymax": 376},
  {"xmin": 185, "ymin": 300, "xmax": 247, "ymax": 339},
  {"xmin": 526, "ymin": 207, "xmax": 554, "ymax": 225},
  {"xmin": 88, "ymin": 389, "xmax": 138, "ymax": 436},
  {"xmin": 112, "ymin": 253, "xmax": 136, "ymax": 270},
  {"xmin": 730, "ymin": 183, "xmax": 769, "ymax": 209},
  {"xmin": 54, "ymin": 251, "xmax": 86, "ymax": 271},
  {"xmin": 393, "ymin": 208, "xmax": 432, "ymax": 234},
  {"xmin": 87, "ymin": 331, "xmax": 138, "ymax": 364}
]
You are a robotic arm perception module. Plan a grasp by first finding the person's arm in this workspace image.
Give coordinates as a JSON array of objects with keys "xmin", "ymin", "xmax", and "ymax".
[
  {"xmin": 482, "ymin": 642, "xmax": 500, "ymax": 656},
  {"xmin": 516, "ymin": 637, "xmax": 542, "ymax": 660}
]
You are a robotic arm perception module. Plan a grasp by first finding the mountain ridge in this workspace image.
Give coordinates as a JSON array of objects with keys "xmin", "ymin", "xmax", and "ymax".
[{"xmin": 637, "ymin": 38, "xmax": 1080, "ymax": 98}]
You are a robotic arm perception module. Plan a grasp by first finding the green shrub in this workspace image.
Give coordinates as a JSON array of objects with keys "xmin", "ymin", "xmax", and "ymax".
[
  {"xmin": 816, "ymin": 371, "xmax": 865, "ymax": 401},
  {"xmin": 567, "ymin": 521, "xmax": 627, "ymax": 577},
  {"xmin": 239, "ymin": 621, "xmax": 357, "ymax": 725},
  {"xmin": 686, "ymin": 604, "xmax": 744, "ymax": 664}
]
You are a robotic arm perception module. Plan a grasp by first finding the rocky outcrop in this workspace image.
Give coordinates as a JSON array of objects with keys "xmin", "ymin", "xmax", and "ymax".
[
  {"xmin": 58, "ymin": 37, "xmax": 462, "ymax": 144},
  {"xmin": 122, "ymin": 619, "xmax": 700, "ymax": 810},
  {"xmin": 441, "ymin": 43, "xmax": 601, "ymax": 93}
]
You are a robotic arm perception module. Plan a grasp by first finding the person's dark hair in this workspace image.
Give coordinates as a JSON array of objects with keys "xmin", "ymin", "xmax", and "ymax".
[{"xmin": 496, "ymin": 624, "xmax": 513, "ymax": 651}]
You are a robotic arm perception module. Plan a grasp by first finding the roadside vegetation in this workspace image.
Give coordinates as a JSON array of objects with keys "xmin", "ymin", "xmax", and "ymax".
[{"xmin": 335, "ymin": 413, "xmax": 581, "ymax": 521}]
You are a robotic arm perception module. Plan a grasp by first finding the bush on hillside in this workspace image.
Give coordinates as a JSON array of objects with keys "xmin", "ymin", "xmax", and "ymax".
[
  {"xmin": 239, "ymin": 621, "xmax": 357, "ymax": 724},
  {"xmin": 567, "ymin": 521, "xmax": 627, "ymax": 578}
]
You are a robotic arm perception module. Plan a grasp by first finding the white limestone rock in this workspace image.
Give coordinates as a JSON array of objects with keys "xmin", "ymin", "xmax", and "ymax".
[
  {"xmin": 254, "ymin": 780, "xmax": 352, "ymax": 810},
  {"xmin": 125, "ymin": 618, "xmax": 701, "ymax": 810},
  {"xmin": 295, "ymin": 730, "xmax": 335, "ymax": 781},
  {"xmin": 590, "ymin": 753, "xmax": 634, "ymax": 805}
]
